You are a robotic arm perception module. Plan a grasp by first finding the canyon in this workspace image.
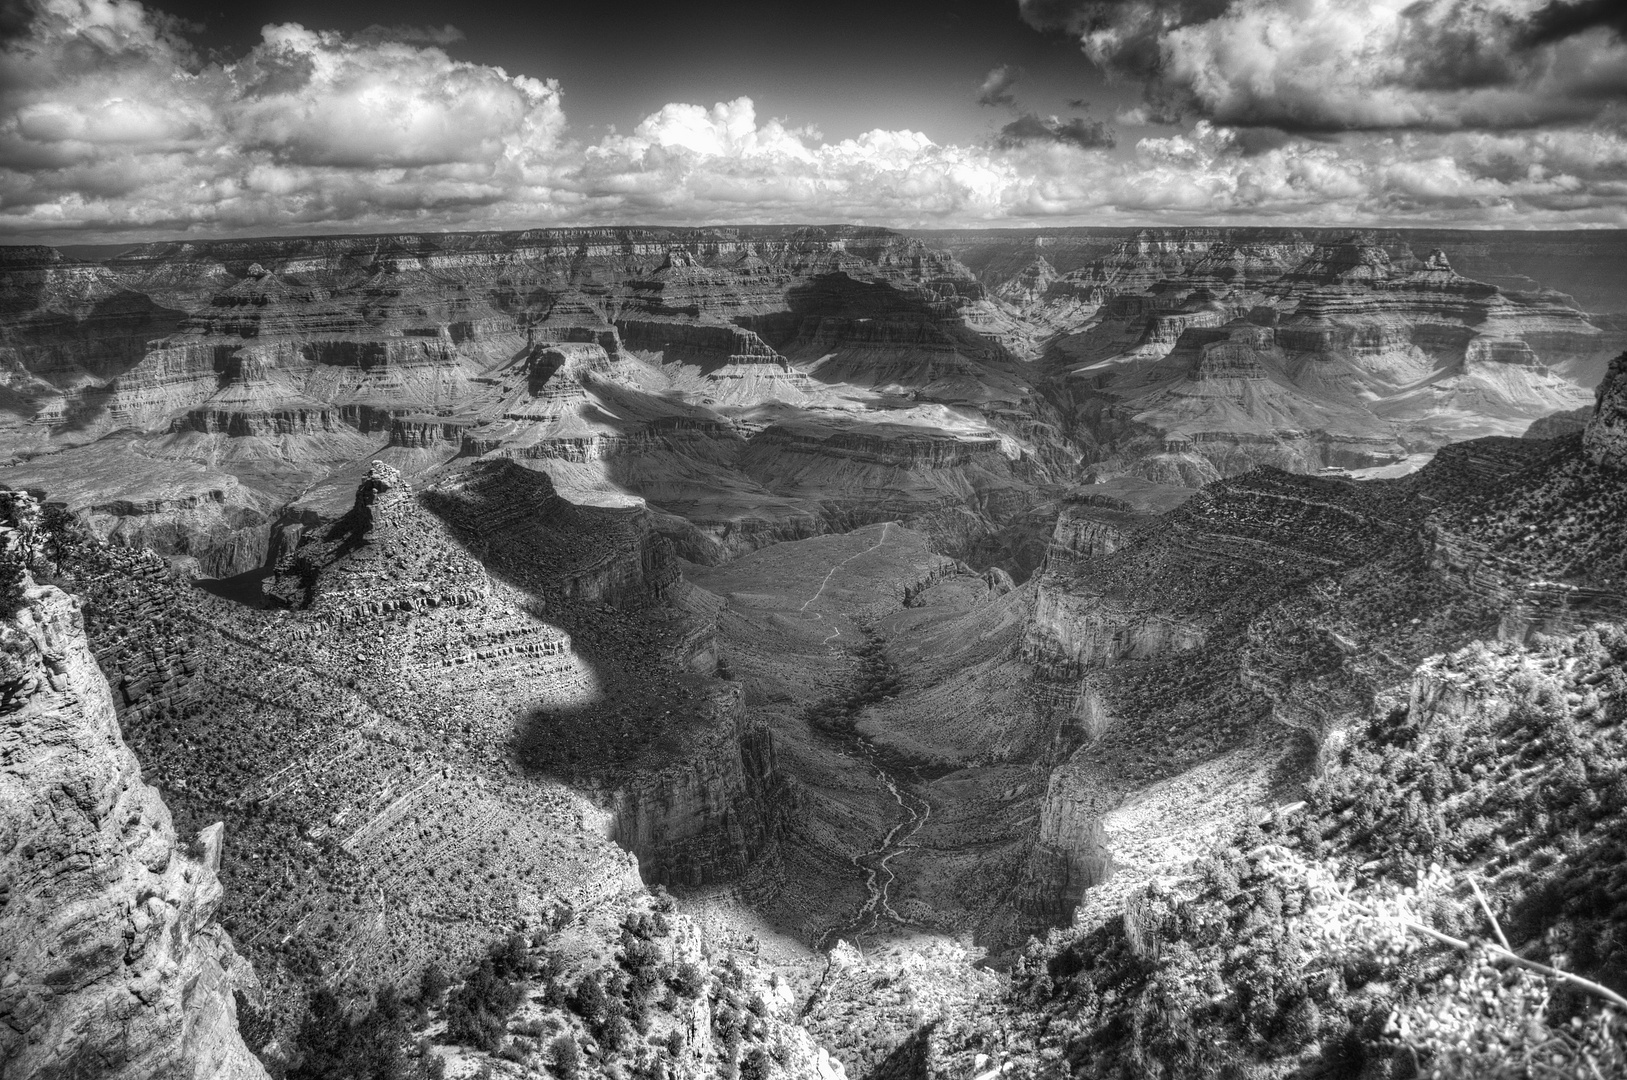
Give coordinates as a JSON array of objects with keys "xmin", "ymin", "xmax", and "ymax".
[
  {"xmin": 1, "ymin": 225, "xmax": 1625, "ymax": 1079},
  {"xmin": 2, "ymin": 226, "xmax": 1619, "ymax": 585}
]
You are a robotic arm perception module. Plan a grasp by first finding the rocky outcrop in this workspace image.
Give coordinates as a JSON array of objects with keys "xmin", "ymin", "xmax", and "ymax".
[
  {"xmin": 1022, "ymin": 586, "xmax": 1204, "ymax": 680},
  {"xmin": 1010, "ymin": 763, "xmax": 1115, "ymax": 930},
  {"xmin": 1584, "ymin": 351, "xmax": 1627, "ymax": 469},
  {"xmin": 0, "ymin": 498, "xmax": 266, "ymax": 1080},
  {"xmin": 1023, "ymin": 231, "xmax": 1609, "ymax": 483},
  {"xmin": 1522, "ymin": 405, "xmax": 1594, "ymax": 440},
  {"xmin": 597, "ymin": 683, "xmax": 791, "ymax": 889}
]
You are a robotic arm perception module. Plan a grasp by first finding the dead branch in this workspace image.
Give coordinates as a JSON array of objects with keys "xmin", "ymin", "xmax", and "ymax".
[{"xmin": 1398, "ymin": 919, "xmax": 1627, "ymax": 1013}]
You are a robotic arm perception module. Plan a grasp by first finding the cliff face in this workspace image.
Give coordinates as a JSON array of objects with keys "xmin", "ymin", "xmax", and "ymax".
[
  {"xmin": 0, "ymin": 502, "xmax": 266, "ymax": 1080},
  {"xmin": 0, "ymin": 227, "xmax": 1067, "ymax": 581},
  {"xmin": 597, "ymin": 682, "xmax": 792, "ymax": 889},
  {"xmin": 1584, "ymin": 351, "xmax": 1627, "ymax": 469},
  {"xmin": 1004, "ymin": 463, "xmax": 1484, "ymax": 935},
  {"xmin": 1004, "ymin": 391, "xmax": 1627, "ymax": 939},
  {"xmin": 1019, "ymin": 232, "xmax": 1612, "ymax": 482},
  {"xmin": 3, "ymin": 226, "xmax": 1614, "ymax": 586}
]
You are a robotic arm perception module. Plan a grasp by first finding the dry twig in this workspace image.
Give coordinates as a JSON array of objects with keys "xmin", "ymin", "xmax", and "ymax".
[
  {"xmin": 1466, "ymin": 875, "xmax": 1511, "ymax": 952},
  {"xmin": 1399, "ymin": 919, "xmax": 1627, "ymax": 1013}
]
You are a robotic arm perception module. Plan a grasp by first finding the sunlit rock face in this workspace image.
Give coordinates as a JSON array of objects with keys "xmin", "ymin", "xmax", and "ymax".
[
  {"xmin": 926, "ymin": 226, "xmax": 1623, "ymax": 484},
  {"xmin": 0, "ymin": 227, "xmax": 1072, "ymax": 581},
  {"xmin": 0, "ymin": 496, "xmax": 266, "ymax": 1080},
  {"xmin": 3, "ymin": 225, "xmax": 1620, "ymax": 585}
]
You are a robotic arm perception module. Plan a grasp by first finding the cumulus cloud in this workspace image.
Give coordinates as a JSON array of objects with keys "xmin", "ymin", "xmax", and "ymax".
[
  {"xmin": 1, "ymin": 0, "xmax": 1625, "ymax": 238},
  {"xmin": 1, "ymin": 0, "xmax": 566, "ymax": 232},
  {"xmin": 997, "ymin": 113, "xmax": 1117, "ymax": 149},
  {"xmin": 977, "ymin": 64, "xmax": 1023, "ymax": 107},
  {"xmin": 1019, "ymin": 0, "xmax": 1627, "ymax": 132}
]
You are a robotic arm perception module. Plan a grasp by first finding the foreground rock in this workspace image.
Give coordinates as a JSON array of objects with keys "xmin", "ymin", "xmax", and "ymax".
[{"xmin": 0, "ymin": 494, "xmax": 266, "ymax": 1080}]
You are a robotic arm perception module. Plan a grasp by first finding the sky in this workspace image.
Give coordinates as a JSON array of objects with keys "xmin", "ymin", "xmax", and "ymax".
[{"xmin": 1, "ymin": 0, "xmax": 1626, "ymax": 241}]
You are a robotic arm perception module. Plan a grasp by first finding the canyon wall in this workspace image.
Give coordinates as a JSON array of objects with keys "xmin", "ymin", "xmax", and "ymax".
[
  {"xmin": 0, "ymin": 499, "xmax": 265, "ymax": 1080},
  {"xmin": 2, "ymin": 225, "xmax": 1069, "ymax": 583},
  {"xmin": 598, "ymin": 681, "xmax": 792, "ymax": 890},
  {"xmin": 1584, "ymin": 351, "xmax": 1627, "ymax": 469}
]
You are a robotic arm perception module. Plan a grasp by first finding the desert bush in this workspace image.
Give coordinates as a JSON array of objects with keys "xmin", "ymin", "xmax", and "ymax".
[
  {"xmin": 289, "ymin": 985, "xmax": 413, "ymax": 1080},
  {"xmin": 417, "ymin": 962, "xmax": 450, "ymax": 1011},
  {"xmin": 551, "ymin": 1035, "xmax": 581, "ymax": 1079},
  {"xmin": 669, "ymin": 961, "xmax": 705, "ymax": 999},
  {"xmin": 445, "ymin": 941, "xmax": 527, "ymax": 1053},
  {"xmin": 992, "ymin": 628, "xmax": 1627, "ymax": 1079}
]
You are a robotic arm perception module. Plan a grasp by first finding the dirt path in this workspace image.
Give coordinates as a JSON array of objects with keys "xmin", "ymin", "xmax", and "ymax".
[{"xmin": 798, "ymin": 523, "xmax": 892, "ymax": 646}]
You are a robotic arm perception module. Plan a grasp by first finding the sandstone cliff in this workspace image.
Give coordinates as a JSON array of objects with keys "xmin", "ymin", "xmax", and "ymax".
[{"xmin": 0, "ymin": 496, "xmax": 266, "ymax": 1080}]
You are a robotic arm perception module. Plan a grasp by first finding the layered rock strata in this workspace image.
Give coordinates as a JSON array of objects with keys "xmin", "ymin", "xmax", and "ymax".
[
  {"xmin": 40, "ymin": 460, "xmax": 793, "ymax": 1027},
  {"xmin": 1, "ymin": 227, "xmax": 1067, "ymax": 580},
  {"xmin": 0, "ymin": 496, "xmax": 266, "ymax": 1080}
]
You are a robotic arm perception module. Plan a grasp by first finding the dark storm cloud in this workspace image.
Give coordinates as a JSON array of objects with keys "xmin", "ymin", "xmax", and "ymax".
[
  {"xmin": 1229, "ymin": 126, "xmax": 1293, "ymax": 156},
  {"xmin": 996, "ymin": 112, "xmax": 1116, "ymax": 149},
  {"xmin": 976, "ymin": 64, "xmax": 1023, "ymax": 107},
  {"xmin": 1018, "ymin": 0, "xmax": 1627, "ymax": 132},
  {"xmin": 1522, "ymin": 0, "xmax": 1627, "ymax": 46}
]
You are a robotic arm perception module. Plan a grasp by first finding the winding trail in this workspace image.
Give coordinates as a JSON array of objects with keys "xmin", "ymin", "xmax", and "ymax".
[
  {"xmin": 798, "ymin": 522, "xmax": 934, "ymax": 947},
  {"xmin": 798, "ymin": 522, "xmax": 892, "ymax": 646}
]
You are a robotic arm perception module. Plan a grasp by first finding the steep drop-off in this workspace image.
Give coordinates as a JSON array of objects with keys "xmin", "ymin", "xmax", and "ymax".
[
  {"xmin": 26, "ymin": 459, "xmax": 794, "ymax": 1040},
  {"xmin": 0, "ymin": 494, "xmax": 266, "ymax": 1080}
]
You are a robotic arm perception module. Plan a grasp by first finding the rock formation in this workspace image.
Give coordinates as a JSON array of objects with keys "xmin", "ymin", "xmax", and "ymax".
[
  {"xmin": 2, "ymin": 223, "xmax": 1625, "ymax": 1073},
  {"xmin": 1029, "ymin": 233, "xmax": 1611, "ymax": 482},
  {"xmin": 5, "ymin": 225, "xmax": 1614, "ymax": 587},
  {"xmin": 1583, "ymin": 351, "xmax": 1627, "ymax": 469},
  {"xmin": 0, "ymin": 227, "xmax": 1071, "ymax": 580},
  {"xmin": 0, "ymin": 494, "xmax": 266, "ymax": 1080},
  {"xmin": 34, "ymin": 458, "xmax": 792, "ymax": 1026}
]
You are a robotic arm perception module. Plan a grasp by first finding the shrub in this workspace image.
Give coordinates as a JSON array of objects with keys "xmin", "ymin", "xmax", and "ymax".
[
  {"xmin": 551, "ymin": 1036, "xmax": 581, "ymax": 1079},
  {"xmin": 669, "ymin": 961, "xmax": 705, "ymax": 999},
  {"xmin": 418, "ymin": 962, "xmax": 451, "ymax": 1010},
  {"xmin": 288, "ymin": 985, "xmax": 413, "ymax": 1080},
  {"xmin": 740, "ymin": 1045, "xmax": 773, "ymax": 1080},
  {"xmin": 570, "ymin": 974, "xmax": 607, "ymax": 1024},
  {"xmin": 445, "ymin": 954, "xmax": 525, "ymax": 1053}
]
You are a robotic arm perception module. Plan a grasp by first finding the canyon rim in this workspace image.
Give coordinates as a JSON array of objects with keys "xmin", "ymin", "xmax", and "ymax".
[{"xmin": 3, "ymin": 1, "xmax": 1627, "ymax": 1079}]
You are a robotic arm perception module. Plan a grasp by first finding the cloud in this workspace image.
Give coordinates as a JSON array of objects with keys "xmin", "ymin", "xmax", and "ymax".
[
  {"xmin": 996, "ymin": 113, "xmax": 1117, "ymax": 149},
  {"xmin": 353, "ymin": 24, "xmax": 466, "ymax": 47},
  {"xmin": 1018, "ymin": 0, "xmax": 1627, "ymax": 132},
  {"xmin": 2, "ymin": 0, "xmax": 1626, "ymax": 238},
  {"xmin": 977, "ymin": 64, "xmax": 1023, "ymax": 107},
  {"xmin": 1522, "ymin": 0, "xmax": 1627, "ymax": 46},
  {"xmin": 1, "ymin": 0, "xmax": 566, "ymax": 231}
]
